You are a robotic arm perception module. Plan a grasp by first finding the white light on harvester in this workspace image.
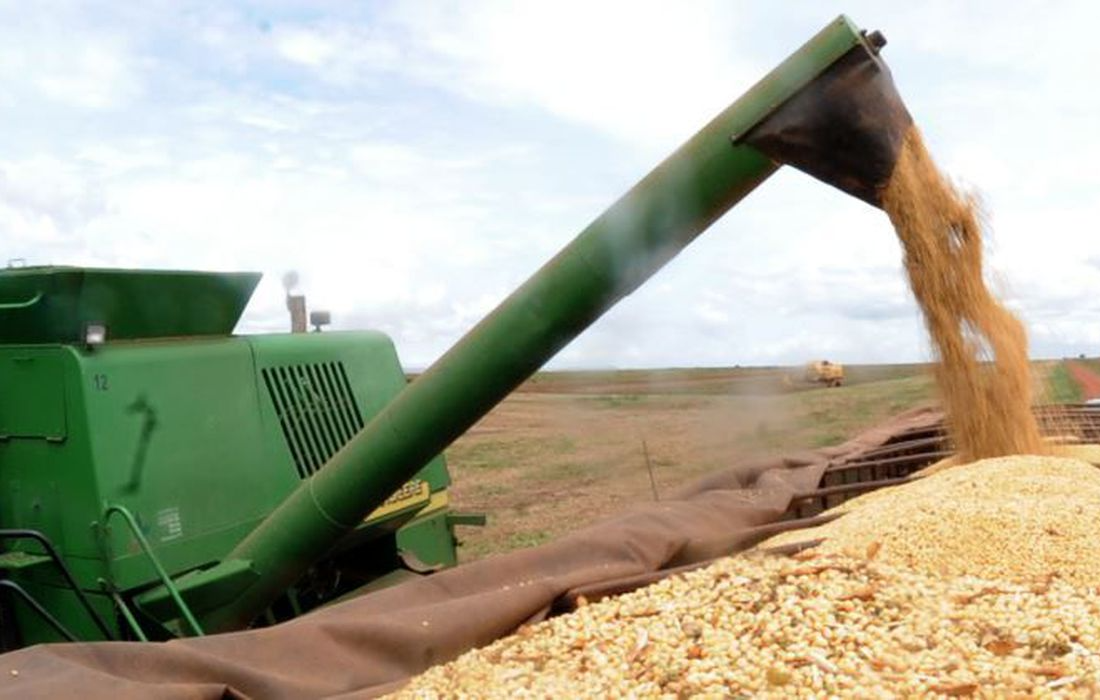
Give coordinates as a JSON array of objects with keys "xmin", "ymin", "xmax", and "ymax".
[{"xmin": 84, "ymin": 323, "xmax": 107, "ymax": 347}]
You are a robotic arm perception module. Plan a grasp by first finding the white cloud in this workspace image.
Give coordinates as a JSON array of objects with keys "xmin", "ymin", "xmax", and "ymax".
[
  {"xmin": 0, "ymin": 1, "xmax": 1098, "ymax": 370},
  {"xmin": 275, "ymin": 29, "xmax": 338, "ymax": 67},
  {"xmin": 269, "ymin": 23, "xmax": 402, "ymax": 87},
  {"xmin": 0, "ymin": 157, "xmax": 109, "ymax": 252},
  {"xmin": 34, "ymin": 41, "xmax": 138, "ymax": 109},
  {"xmin": 0, "ymin": 10, "xmax": 141, "ymax": 110},
  {"xmin": 383, "ymin": 1, "xmax": 760, "ymax": 150}
]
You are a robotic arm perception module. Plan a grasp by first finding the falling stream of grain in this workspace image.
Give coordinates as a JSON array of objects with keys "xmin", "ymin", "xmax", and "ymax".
[{"xmin": 881, "ymin": 127, "xmax": 1044, "ymax": 461}]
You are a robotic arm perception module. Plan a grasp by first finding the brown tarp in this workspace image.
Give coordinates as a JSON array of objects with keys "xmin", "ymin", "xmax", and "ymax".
[{"xmin": 0, "ymin": 408, "xmax": 941, "ymax": 699}]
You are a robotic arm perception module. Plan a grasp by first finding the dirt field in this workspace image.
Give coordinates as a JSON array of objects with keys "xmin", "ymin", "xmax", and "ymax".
[
  {"xmin": 446, "ymin": 359, "xmax": 1097, "ymax": 562},
  {"xmin": 1067, "ymin": 361, "xmax": 1100, "ymax": 400},
  {"xmin": 447, "ymin": 364, "xmax": 937, "ymax": 561},
  {"xmin": 516, "ymin": 363, "xmax": 929, "ymax": 396}
]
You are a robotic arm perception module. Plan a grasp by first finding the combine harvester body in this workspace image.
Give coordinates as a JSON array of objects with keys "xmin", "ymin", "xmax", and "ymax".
[{"xmin": 0, "ymin": 268, "xmax": 477, "ymax": 645}]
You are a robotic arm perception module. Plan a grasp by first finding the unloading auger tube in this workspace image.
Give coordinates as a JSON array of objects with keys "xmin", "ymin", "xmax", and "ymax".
[{"xmin": 195, "ymin": 14, "xmax": 913, "ymax": 632}]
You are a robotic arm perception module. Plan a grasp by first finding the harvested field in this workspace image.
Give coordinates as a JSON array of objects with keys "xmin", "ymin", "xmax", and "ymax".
[
  {"xmin": 449, "ymin": 362, "xmax": 1099, "ymax": 562},
  {"xmin": 448, "ymin": 365, "xmax": 935, "ymax": 561},
  {"xmin": 514, "ymin": 364, "xmax": 929, "ymax": 396},
  {"xmin": 1043, "ymin": 362, "xmax": 1085, "ymax": 404},
  {"xmin": 1067, "ymin": 362, "xmax": 1100, "ymax": 400}
]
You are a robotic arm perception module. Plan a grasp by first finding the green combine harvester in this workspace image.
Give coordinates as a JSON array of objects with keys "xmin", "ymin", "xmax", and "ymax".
[
  {"xmin": 0, "ymin": 15, "xmax": 911, "ymax": 648},
  {"xmin": 0, "ymin": 267, "xmax": 483, "ymax": 645}
]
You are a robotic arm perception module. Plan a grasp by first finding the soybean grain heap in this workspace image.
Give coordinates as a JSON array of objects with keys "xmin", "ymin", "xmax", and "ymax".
[
  {"xmin": 395, "ymin": 456, "xmax": 1100, "ymax": 699},
  {"xmin": 764, "ymin": 455, "xmax": 1100, "ymax": 587}
]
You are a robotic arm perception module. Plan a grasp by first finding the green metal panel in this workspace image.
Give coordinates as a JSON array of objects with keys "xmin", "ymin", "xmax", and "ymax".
[
  {"xmin": 200, "ymin": 14, "xmax": 875, "ymax": 632},
  {"xmin": 79, "ymin": 339, "xmax": 282, "ymax": 588},
  {"xmin": 0, "ymin": 348, "xmax": 98, "ymax": 566},
  {"xmin": 0, "ymin": 266, "xmax": 260, "ymax": 344},
  {"xmin": 396, "ymin": 507, "xmax": 457, "ymax": 570},
  {"xmin": 131, "ymin": 333, "xmax": 455, "ymax": 626},
  {"xmin": 0, "ymin": 327, "xmax": 459, "ymax": 643},
  {"xmin": 246, "ymin": 332, "xmax": 450, "ymax": 493},
  {"xmin": 0, "ymin": 338, "xmax": 280, "ymax": 644},
  {"xmin": 0, "ymin": 353, "xmax": 66, "ymax": 440}
]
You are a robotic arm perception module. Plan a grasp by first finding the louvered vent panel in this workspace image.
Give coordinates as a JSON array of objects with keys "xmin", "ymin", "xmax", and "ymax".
[{"xmin": 261, "ymin": 362, "xmax": 365, "ymax": 479}]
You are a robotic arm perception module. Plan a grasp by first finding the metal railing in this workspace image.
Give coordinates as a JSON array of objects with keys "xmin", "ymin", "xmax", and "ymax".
[{"xmin": 102, "ymin": 504, "xmax": 204, "ymax": 637}]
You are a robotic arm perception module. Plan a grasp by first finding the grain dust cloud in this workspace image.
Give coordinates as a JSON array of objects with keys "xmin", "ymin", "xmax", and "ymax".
[{"xmin": 881, "ymin": 127, "xmax": 1044, "ymax": 461}]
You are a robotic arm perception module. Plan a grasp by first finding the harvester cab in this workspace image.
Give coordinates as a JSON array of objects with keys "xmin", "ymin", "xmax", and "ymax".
[
  {"xmin": 0, "ymin": 266, "xmax": 476, "ymax": 646},
  {"xmin": 0, "ymin": 14, "xmax": 914, "ymax": 647}
]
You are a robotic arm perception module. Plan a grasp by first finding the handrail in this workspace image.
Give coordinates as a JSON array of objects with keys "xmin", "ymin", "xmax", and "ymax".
[
  {"xmin": 97, "ymin": 579, "xmax": 148, "ymax": 642},
  {"xmin": 0, "ymin": 579, "xmax": 77, "ymax": 642},
  {"xmin": 102, "ymin": 504, "xmax": 204, "ymax": 636},
  {"xmin": 0, "ymin": 529, "xmax": 114, "ymax": 639},
  {"xmin": 0, "ymin": 291, "xmax": 43, "ymax": 310}
]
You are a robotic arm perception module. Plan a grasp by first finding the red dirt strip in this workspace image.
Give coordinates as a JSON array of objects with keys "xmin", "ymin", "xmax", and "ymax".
[{"xmin": 1067, "ymin": 361, "xmax": 1100, "ymax": 400}]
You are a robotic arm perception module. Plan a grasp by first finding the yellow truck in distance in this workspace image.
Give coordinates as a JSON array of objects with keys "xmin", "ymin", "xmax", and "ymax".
[{"xmin": 805, "ymin": 360, "xmax": 844, "ymax": 387}]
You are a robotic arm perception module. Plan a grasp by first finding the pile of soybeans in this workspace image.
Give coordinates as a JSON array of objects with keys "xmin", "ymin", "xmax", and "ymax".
[
  {"xmin": 394, "ymin": 456, "xmax": 1100, "ymax": 699},
  {"xmin": 763, "ymin": 455, "xmax": 1100, "ymax": 587}
]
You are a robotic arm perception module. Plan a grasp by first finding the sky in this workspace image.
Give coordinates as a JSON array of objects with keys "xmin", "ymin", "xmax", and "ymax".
[{"xmin": 1, "ymin": 1, "xmax": 1098, "ymax": 369}]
